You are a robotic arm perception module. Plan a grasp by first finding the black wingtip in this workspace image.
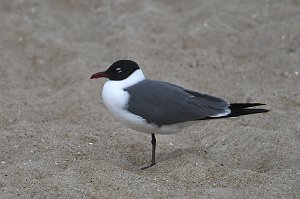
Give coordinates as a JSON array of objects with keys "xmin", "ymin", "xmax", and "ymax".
[
  {"xmin": 226, "ymin": 108, "xmax": 269, "ymax": 118},
  {"xmin": 199, "ymin": 103, "xmax": 268, "ymax": 121},
  {"xmin": 226, "ymin": 103, "xmax": 268, "ymax": 118},
  {"xmin": 229, "ymin": 103, "xmax": 266, "ymax": 109}
]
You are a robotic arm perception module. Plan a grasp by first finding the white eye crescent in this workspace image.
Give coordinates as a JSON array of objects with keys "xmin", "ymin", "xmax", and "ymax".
[{"xmin": 116, "ymin": 68, "xmax": 122, "ymax": 73}]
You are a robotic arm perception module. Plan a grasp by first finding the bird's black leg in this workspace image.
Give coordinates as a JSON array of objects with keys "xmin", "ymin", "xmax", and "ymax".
[
  {"xmin": 151, "ymin": 133, "xmax": 156, "ymax": 166},
  {"xmin": 142, "ymin": 133, "xmax": 156, "ymax": 170}
]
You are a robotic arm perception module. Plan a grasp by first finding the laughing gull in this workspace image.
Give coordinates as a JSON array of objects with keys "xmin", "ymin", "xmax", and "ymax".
[{"xmin": 90, "ymin": 60, "xmax": 268, "ymax": 169}]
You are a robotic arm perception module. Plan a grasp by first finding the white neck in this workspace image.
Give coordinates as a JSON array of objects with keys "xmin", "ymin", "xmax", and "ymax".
[{"xmin": 106, "ymin": 69, "xmax": 145, "ymax": 89}]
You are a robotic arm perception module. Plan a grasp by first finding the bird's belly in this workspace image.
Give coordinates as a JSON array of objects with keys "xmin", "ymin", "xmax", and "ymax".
[
  {"xmin": 118, "ymin": 115, "xmax": 184, "ymax": 134},
  {"xmin": 104, "ymin": 102, "xmax": 182, "ymax": 134}
]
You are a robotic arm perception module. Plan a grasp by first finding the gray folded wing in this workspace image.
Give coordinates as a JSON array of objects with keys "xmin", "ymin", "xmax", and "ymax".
[{"xmin": 124, "ymin": 79, "xmax": 230, "ymax": 126}]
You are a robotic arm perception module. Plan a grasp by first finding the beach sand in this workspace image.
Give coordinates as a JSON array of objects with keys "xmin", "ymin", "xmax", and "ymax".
[{"xmin": 0, "ymin": 0, "xmax": 299, "ymax": 198}]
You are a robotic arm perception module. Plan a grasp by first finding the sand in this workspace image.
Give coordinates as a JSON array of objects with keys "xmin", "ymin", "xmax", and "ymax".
[{"xmin": 0, "ymin": 0, "xmax": 299, "ymax": 198}]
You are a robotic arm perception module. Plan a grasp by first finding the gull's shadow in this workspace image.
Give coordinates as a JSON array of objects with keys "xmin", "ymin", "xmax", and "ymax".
[
  {"xmin": 113, "ymin": 146, "xmax": 208, "ymax": 172},
  {"xmin": 158, "ymin": 147, "xmax": 208, "ymax": 163}
]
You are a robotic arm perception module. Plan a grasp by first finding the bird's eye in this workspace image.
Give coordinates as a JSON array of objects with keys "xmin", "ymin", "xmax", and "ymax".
[{"xmin": 116, "ymin": 68, "xmax": 122, "ymax": 73}]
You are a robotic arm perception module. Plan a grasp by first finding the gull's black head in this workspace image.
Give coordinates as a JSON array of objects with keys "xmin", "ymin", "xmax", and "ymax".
[{"xmin": 90, "ymin": 60, "xmax": 140, "ymax": 81}]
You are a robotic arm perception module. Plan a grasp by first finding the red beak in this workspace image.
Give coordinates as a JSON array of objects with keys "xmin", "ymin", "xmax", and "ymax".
[{"xmin": 90, "ymin": 71, "xmax": 110, "ymax": 79}]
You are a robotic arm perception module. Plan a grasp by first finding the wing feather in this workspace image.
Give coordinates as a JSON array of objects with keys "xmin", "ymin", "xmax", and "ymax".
[{"xmin": 125, "ymin": 80, "xmax": 230, "ymax": 125}]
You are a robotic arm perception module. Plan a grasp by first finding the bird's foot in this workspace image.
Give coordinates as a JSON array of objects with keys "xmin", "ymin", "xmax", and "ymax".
[{"xmin": 141, "ymin": 162, "xmax": 156, "ymax": 170}]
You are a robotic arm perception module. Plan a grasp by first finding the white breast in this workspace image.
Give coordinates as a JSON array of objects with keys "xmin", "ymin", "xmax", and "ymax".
[
  {"xmin": 101, "ymin": 69, "xmax": 184, "ymax": 134},
  {"xmin": 102, "ymin": 70, "xmax": 153, "ymax": 133}
]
